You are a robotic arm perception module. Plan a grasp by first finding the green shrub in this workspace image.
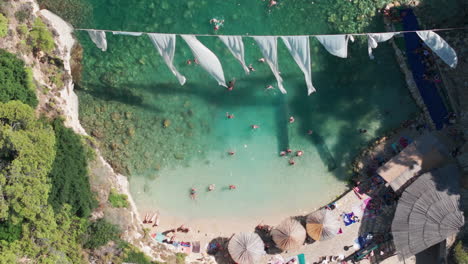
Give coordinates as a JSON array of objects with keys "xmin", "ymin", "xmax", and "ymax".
[
  {"xmin": 29, "ymin": 18, "xmax": 54, "ymax": 53},
  {"xmin": 0, "ymin": 13, "xmax": 7, "ymax": 38},
  {"xmin": 454, "ymin": 242, "xmax": 468, "ymax": 264},
  {"xmin": 48, "ymin": 118, "xmax": 97, "ymax": 218},
  {"xmin": 0, "ymin": 49, "xmax": 38, "ymax": 107},
  {"xmin": 14, "ymin": 10, "xmax": 29, "ymax": 23},
  {"xmin": 0, "ymin": 221, "xmax": 22, "ymax": 242},
  {"xmin": 16, "ymin": 24, "xmax": 28, "ymax": 36},
  {"xmin": 108, "ymin": 189, "xmax": 129, "ymax": 208},
  {"xmin": 83, "ymin": 219, "xmax": 120, "ymax": 249},
  {"xmin": 175, "ymin": 253, "xmax": 186, "ymax": 264}
]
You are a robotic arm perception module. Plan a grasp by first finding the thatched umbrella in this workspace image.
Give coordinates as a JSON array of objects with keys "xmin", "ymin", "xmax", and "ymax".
[
  {"xmin": 306, "ymin": 208, "xmax": 340, "ymax": 241},
  {"xmin": 392, "ymin": 165, "xmax": 464, "ymax": 261},
  {"xmin": 228, "ymin": 233, "xmax": 265, "ymax": 264},
  {"xmin": 271, "ymin": 218, "xmax": 306, "ymax": 251}
]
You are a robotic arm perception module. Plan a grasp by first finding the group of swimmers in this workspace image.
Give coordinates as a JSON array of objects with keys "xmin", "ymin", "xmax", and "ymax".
[{"xmin": 190, "ymin": 184, "xmax": 237, "ymax": 199}]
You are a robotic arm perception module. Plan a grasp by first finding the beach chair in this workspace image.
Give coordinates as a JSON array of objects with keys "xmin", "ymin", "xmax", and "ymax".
[
  {"xmin": 179, "ymin": 243, "xmax": 192, "ymax": 254},
  {"xmin": 297, "ymin": 254, "xmax": 306, "ymax": 264}
]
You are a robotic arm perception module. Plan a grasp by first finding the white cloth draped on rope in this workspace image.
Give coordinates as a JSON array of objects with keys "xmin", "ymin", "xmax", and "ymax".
[
  {"xmin": 253, "ymin": 36, "xmax": 286, "ymax": 94},
  {"xmin": 219, "ymin": 36, "xmax": 250, "ymax": 74},
  {"xmin": 147, "ymin": 33, "xmax": 186, "ymax": 85},
  {"xmin": 87, "ymin": 30, "xmax": 107, "ymax": 51},
  {"xmin": 181, "ymin": 35, "xmax": 227, "ymax": 87},
  {"xmin": 367, "ymin": 33, "xmax": 395, "ymax": 59},
  {"xmin": 315, "ymin": 34, "xmax": 354, "ymax": 58},
  {"xmin": 281, "ymin": 36, "xmax": 316, "ymax": 95},
  {"xmin": 113, "ymin": 31, "xmax": 143, "ymax": 36},
  {"xmin": 416, "ymin": 30, "xmax": 458, "ymax": 68}
]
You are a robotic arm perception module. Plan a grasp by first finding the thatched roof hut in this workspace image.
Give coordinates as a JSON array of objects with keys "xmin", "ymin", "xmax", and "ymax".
[
  {"xmin": 392, "ymin": 165, "xmax": 464, "ymax": 260},
  {"xmin": 228, "ymin": 232, "xmax": 265, "ymax": 264},
  {"xmin": 377, "ymin": 133, "xmax": 447, "ymax": 191},
  {"xmin": 306, "ymin": 209, "xmax": 340, "ymax": 241},
  {"xmin": 271, "ymin": 218, "xmax": 306, "ymax": 251}
]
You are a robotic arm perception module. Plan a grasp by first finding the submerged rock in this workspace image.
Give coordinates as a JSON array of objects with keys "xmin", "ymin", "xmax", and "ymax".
[
  {"xmin": 174, "ymin": 153, "xmax": 184, "ymax": 160},
  {"xmin": 163, "ymin": 119, "xmax": 171, "ymax": 128},
  {"xmin": 127, "ymin": 127, "xmax": 135, "ymax": 137}
]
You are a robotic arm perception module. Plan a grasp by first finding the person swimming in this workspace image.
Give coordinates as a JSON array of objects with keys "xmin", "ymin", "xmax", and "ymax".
[
  {"xmin": 265, "ymin": 85, "xmax": 274, "ymax": 90},
  {"xmin": 226, "ymin": 112, "xmax": 234, "ymax": 119},
  {"xmin": 248, "ymin": 64, "xmax": 256, "ymax": 72},
  {"xmin": 279, "ymin": 151, "xmax": 286, "ymax": 156},
  {"xmin": 210, "ymin": 18, "xmax": 225, "ymax": 31},
  {"xmin": 190, "ymin": 188, "xmax": 197, "ymax": 200},
  {"xmin": 228, "ymin": 151, "xmax": 235, "ymax": 156},
  {"xmin": 229, "ymin": 185, "xmax": 237, "ymax": 190},
  {"xmin": 296, "ymin": 150, "xmax": 304, "ymax": 157},
  {"xmin": 227, "ymin": 78, "xmax": 236, "ymax": 91},
  {"xmin": 289, "ymin": 116, "xmax": 295, "ymax": 123},
  {"xmin": 269, "ymin": 0, "xmax": 278, "ymax": 7},
  {"xmin": 289, "ymin": 159, "xmax": 296, "ymax": 165},
  {"xmin": 208, "ymin": 184, "xmax": 215, "ymax": 191},
  {"xmin": 258, "ymin": 58, "xmax": 265, "ymax": 63},
  {"xmin": 251, "ymin": 124, "xmax": 259, "ymax": 129},
  {"xmin": 307, "ymin": 129, "xmax": 313, "ymax": 135}
]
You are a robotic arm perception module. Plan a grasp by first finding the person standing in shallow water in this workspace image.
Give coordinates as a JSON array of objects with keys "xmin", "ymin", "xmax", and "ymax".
[{"xmin": 190, "ymin": 188, "xmax": 197, "ymax": 200}]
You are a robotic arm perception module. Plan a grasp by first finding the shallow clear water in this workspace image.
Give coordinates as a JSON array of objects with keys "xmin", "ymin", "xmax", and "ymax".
[{"xmin": 77, "ymin": 0, "xmax": 417, "ymax": 222}]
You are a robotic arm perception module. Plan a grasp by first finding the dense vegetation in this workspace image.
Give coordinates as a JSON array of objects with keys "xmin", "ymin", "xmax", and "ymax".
[
  {"xmin": 0, "ymin": 49, "xmax": 38, "ymax": 107},
  {"xmin": 0, "ymin": 13, "xmax": 7, "ymax": 38},
  {"xmin": 29, "ymin": 18, "xmax": 55, "ymax": 53},
  {"xmin": 37, "ymin": 0, "xmax": 92, "ymax": 27},
  {"xmin": 48, "ymin": 118, "xmax": 97, "ymax": 218},
  {"xmin": 0, "ymin": 101, "xmax": 86, "ymax": 263},
  {"xmin": 454, "ymin": 242, "xmax": 468, "ymax": 264},
  {"xmin": 83, "ymin": 218, "xmax": 121, "ymax": 249},
  {"xmin": 108, "ymin": 188, "xmax": 129, "ymax": 208}
]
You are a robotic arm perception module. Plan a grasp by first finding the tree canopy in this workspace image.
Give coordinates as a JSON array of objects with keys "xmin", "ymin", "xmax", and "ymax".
[
  {"xmin": 48, "ymin": 118, "xmax": 97, "ymax": 218},
  {"xmin": 0, "ymin": 49, "xmax": 38, "ymax": 107}
]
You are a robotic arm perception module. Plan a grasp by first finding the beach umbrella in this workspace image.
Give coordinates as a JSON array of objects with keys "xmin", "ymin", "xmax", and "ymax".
[
  {"xmin": 271, "ymin": 218, "xmax": 306, "ymax": 251},
  {"xmin": 306, "ymin": 208, "xmax": 340, "ymax": 241},
  {"xmin": 228, "ymin": 232, "xmax": 265, "ymax": 264},
  {"xmin": 392, "ymin": 165, "xmax": 464, "ymax": 261}
]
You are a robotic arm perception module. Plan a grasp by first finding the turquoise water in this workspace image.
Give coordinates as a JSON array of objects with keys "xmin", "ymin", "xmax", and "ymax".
[{"xmin": 76, "ymin": 0, "xmax": 417, "ymax": 222}]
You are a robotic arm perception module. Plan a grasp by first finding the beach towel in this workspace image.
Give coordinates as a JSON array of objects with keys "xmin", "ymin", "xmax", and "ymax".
[
  {"xmin": 297, "ymin": 254, "xmax": 306, "ymax": 264},
  {"xmin": 315, "ymin": 35, "xmax": 354, "ymax": 58},
  {"xmin": 253, "ymin": 36, "xmax": 286, "ymax": 94},
  {"xmin": 87, "ymin": 30, "xmax": 107, "ymax": 51},
  {"xmin": 367, "ymin": 33, "xmax": 395, "ymax": 59},
  {"xmin": 152, "ymin": 232, "xmax": 166, "ymax": 243},
  {"xmin": 219, "ymin": 36, "xmax": 250, "ymax": 74},
  {"xmin": 148, "ymin": 33, "xmax": 186, "ymax": 85},
  {"xmin": 181, "ymin": 35, "xmax": 227, "ymax": 87},
  {"xmin": 343, "ymin": 212, "xmax": 356, "ymax": 226},
  {"xmin": 112, "ymin": 31, "xmax": 143, "ymax": 36},
  {"xmin": 416, "ymin": 30, "xmax": 458, "ymax": 68},
  {"xmin": 281, "ymin": 36, "xmax": 316, "ymax": 95}
]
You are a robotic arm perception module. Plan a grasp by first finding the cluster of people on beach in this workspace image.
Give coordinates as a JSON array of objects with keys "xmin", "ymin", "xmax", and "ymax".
[{"xmin": 142, "ymin": 212, "xmax": 160, "ymax": 227}]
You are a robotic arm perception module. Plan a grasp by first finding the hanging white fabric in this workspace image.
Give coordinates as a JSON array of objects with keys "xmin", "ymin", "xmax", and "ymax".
[
  {"xmin": 219, "ymin": 36, "xmax": 250, "ymax": 74},
  {"xmin": 87, "ymin": 30, "xmax": 107, "ymax": 51},
  {"xmin": 113, "ymin": 31, "xmax": 143, "ymax": 36},
  {"xmin": 181, "ymin": 35, "xmax": 227, "ymax": 87},
  {"xmin": 416, "ymin": 30, "xmax": 458, "ymax": 68},
  {"xmin": 315, "ymin": 34, "xmax": 354, "ymax": 58},
  {"xmin": 253, "ymin": 36, "xmax": 286, "ymax": 94},
  {"xmin": 147, "ymin": 33, "xmax": 186, "ymax": 85},
  {"xmin": 281, "ymin": 36, "xmax": 316, "ymax": 95},
  {"xmin": 367, "ymin": 33, "xmax": 395, "ymax": 59}
]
